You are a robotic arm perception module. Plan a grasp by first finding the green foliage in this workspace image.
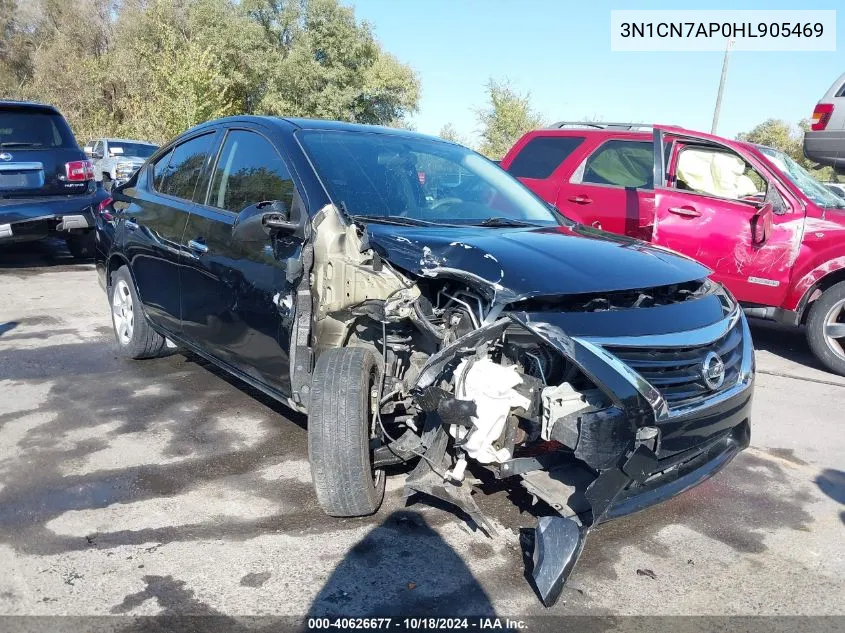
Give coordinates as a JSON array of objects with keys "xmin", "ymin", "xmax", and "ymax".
[
  {"xmin": 1, "ymin": 0, "xmax": 419, "ymax": 144},
  {"xmin": 438, "ymin": 123, "xmax": 468, "ymax": 146},
  {"xmin": 475, "ymin": 79, "xmax": 545, "ymax": 159},
  {"xmin": 737, "ymin": 118, "xmax": 835, "ymax": 182}
]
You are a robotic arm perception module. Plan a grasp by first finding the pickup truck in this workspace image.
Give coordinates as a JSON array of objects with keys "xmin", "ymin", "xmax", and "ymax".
[
  {"xmin": 84, "ymin": 137, "xmax": 158, "ymax": 192},
  {"xmin": 502, "ymin": 122, "xmax": 845, "ymax": 376}
]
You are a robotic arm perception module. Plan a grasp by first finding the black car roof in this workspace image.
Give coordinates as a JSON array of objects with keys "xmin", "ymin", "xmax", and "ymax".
[
  {"xmin": 188, "ymin": 115, "xmax": 445, "ymax": 143},
  {"xmin": 0, "ymin": 100, "xmax": 62, "ymax": 115}
]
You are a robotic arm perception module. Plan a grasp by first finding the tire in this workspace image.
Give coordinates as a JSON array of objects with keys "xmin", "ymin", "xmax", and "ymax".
[
  {"xmin": 102, "ymin": 174, "xmax": 112, "ymax": 192},
  {"xmin": 65, "ymin": 230, "xmax": 96, "ymax": 259},
  {"xmin": 806, "ymin": 280, "xmax": 845, "ymax": 376},
  {"xmin": 308, "ymin": 347, "xmax": 386, "ymax": 517},
  {"xmin": 109, "ymin": 266, "xmax": 166, "ymax": 360}
]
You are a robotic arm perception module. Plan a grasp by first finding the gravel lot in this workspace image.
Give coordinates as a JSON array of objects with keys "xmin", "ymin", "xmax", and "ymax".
[{"xmin": 0, "ymin": 239, "xmax": 843, "ymax": 619}]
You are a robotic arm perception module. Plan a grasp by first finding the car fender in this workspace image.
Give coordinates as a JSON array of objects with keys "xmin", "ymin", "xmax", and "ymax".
[{"xmin": 786, "ymin": 255, "xmax": 845, "ymax": 314}]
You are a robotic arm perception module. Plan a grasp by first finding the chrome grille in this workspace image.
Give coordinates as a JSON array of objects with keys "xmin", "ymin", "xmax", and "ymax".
[{"xmin": 603, "ymin": 319, "xmax": 743, "ymax": 407}]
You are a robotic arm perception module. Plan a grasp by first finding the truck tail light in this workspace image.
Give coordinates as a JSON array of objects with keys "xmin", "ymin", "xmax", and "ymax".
[
  {"xmin": 810, "ymin": 103, "xmax": 834, "ymax": 131},
  {"xmin": 65, "ymin": 160, "xmax": 95, "ymax": 182}
]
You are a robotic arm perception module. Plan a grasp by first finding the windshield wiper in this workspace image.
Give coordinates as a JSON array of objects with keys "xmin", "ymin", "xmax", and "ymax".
[
  {"xmin": 350, "ymin": 214, "xmax": 441, "ymax": 227},
  {"xmin": 474, "ymin": 217, "xmax": 540, "ymax": 228},
  {"xmin": 0, "ymin": 142, "xmax": 43, "ymax": 148}
]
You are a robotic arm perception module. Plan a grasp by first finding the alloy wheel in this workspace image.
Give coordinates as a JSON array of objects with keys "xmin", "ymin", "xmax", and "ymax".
[
  {"xmin": 824, "ymin": 298, "xmax": 845, "ymax": 363},
  {"xmin": 111, "ymin": 279, "xmax": 134, "ymax": 345}
]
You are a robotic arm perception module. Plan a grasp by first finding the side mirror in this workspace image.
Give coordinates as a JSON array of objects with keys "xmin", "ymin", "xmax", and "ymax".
[
  {"xmin": 751, "ymin": 202, "xmax": 774, "ymax": 246},
  {"xmin": 83, "ymin": 146, "xmax": 93, "ymax": 156},
  {"xmin": 232, "ymin": 200, "xmax": 298, "ymax": 242}
]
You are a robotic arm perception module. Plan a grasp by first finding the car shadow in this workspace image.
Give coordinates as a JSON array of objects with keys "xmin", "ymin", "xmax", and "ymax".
[
  {"xmin": 0, "ymin": 237, "xmax": 93, "ymax": 269},
  {"xmin": 815, "ymin": 468, "xmax": 845, "ymax": 525},
  {"xmin": 747, "ymin": 318, "xmax": 830, "ymax": 373},
  {"xmin": 306, "ymin": 510, "xmax": 497, "ymax": 618}
]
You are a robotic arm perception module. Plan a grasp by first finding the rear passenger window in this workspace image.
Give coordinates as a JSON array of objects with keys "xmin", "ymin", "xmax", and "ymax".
[
  {"xmin": 157, "ymin": 133, "xmax": 215, "ymax": 201},
  {"xmin": 207, "ymin": 130, "xmax": 294, "ymax": 214},
  {"xmin": 507, "ymin": 136, "xmax": 585, "ymax": 179},
  {"xmin": 578, "ymin": 140, "xmax": 653, "ymax": 188}
]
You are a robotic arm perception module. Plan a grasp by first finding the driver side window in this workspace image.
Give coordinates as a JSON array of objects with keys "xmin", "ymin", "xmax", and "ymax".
[{"xmin": 673, "ymin": 146, "xmax": 767, "ymax": 203}]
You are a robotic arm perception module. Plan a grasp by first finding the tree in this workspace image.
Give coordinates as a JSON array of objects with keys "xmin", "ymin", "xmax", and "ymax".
[
  {"xmin": 438, "ymin": 123, "xmax": 469, "ymax": 147},
  {"xmin": 738, "ymin": 118, "xmax": 834, "ymax": 181},
  {"xmin": 0, "ymin": 0, "xmax": 420, "ymax": 144},
  {"xmin": 475, "ymin": 79, "xmax": 544, "ymax": 159}
]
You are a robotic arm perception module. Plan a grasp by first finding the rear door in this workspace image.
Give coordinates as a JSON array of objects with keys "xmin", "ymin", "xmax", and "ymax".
[
  {"xmin": 504, "ymin": 134, "xmax": 586, "ymax": 204},
  {"xmin": 651, "ymin": 128, "xmax": 804, "ymax": 306},
  {"xmin": 179, "ymin": 125, "xmax": 304, "ymax": 395},
  {"xmin": 556, "ymin": 137, "xmax": 655, "ymax": 237},
  {"xmin": 123, "ymin": 130, "xmax": 220, "ymax": 334},
  {"xmin": 0, "ymin": 103, "xmax": 91, "ymax": 198}
]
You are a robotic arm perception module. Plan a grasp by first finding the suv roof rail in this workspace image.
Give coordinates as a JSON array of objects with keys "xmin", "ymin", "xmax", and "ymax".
[{"xmin": 548, "ymin": 121, "xmax": 655, "ymax": 131}]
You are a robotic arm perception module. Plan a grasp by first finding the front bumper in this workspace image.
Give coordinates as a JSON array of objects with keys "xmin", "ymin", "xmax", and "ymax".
[{"xmin": 0, "ymin": 194, "xmax": 98, "ymax": 243}]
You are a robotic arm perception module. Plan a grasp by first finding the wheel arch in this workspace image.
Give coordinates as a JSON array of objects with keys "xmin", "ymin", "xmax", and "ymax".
[
  {"xmin": 106, "ymin": 252, "xmax": 132, "ymax": 291},
  {"xmin": 796, "ymin": 266, "xmax": 845, "ymax": 324}
]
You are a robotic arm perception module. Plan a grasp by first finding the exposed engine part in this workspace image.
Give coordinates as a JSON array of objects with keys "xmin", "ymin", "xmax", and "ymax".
[
  {"xmin": 541, "ymin": 383, "xmax": 607, "ymax": 446},
  {"xmin": 450, "ymin": 357, "xmax": 532, "ymax": 464}
]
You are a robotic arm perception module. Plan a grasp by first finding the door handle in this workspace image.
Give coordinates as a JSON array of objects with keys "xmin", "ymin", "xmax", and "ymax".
[
  {"xmin": 568, "ymin": 195, "xmax": 593, "ymax": 205},
  {"xmin": 667, "ymin": 206, "xmax": 701, "ymax": 218},
  {"xmin": 125, "ymin": 218, "xmax": 138, "ymax": 230},
  {"xmin": 187, "ymin": 239, "xmax": 209, "ymax": 254}
]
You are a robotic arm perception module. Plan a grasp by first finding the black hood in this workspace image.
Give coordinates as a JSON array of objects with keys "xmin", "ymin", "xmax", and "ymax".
[{"xmin": 365, "ymin": 223, "xmax": 710, "ymax": 302}]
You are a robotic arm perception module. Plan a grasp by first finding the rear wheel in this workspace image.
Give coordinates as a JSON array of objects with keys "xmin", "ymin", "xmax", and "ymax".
[
  {"xmin": 65, "ymin": 230, "xmax": 96, "ymax": 259},
  {"xmin": 102, "ymin": 174, "xmax": 112, "ymax": 192},
  {"xmin": 308, "ymin": 347, "xmax": 386, "ymax": 517},
  {"xmin": 806, "ymin": 281, "xmax": 845, "ymax": 376},
  {"xmin": 109, "ymin": 266, "xmax": 166, "ymax": 359}
]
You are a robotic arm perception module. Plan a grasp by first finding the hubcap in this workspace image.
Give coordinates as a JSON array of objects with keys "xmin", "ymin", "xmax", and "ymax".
[
  {"xmin": 823, "ymin": 298, "xmax": 845, "ymax": 362},
  {"xmin": 111, "ymin": 279, "xmax": 134, "ymax": 345}
]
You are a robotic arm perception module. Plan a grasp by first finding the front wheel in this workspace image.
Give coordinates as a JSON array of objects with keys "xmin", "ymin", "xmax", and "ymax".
[
  {"xmin": 308, "ymin": 347, "xmax": 386, "ymax": 517},
  {"xmin": 806, "ymin": 280, "xmax": 845, "ymax": 376},
  {"xmin": 109, "ymin": 266, "xmax": 166, "ymax": 360}
]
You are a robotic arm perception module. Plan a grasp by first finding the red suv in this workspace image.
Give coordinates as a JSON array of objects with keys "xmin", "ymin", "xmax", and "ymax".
[{"xmin": 502, "ymin": 122, "xmax": 845, "ymax": 376}]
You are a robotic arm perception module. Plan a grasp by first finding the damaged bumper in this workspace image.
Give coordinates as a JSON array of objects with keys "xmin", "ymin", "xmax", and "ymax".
[{"xmin": 409, "ymin": 303, "xmax": 754, "ymax": 606}]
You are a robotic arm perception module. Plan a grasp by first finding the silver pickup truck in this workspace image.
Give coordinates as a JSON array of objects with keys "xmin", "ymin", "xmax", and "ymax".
[{"xmin": 84, "ymin": 138, "xmax": 158, "ymax": 191}]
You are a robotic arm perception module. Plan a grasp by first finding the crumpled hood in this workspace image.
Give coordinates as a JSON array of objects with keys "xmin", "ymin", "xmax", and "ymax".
[{"xmin": 365, "ymin": 223, "xmax": 710, "ymax": 301}]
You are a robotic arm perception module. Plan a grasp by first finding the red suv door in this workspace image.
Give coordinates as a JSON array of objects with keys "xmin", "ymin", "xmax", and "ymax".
[
  {"xmin": 650, "ymin": 128, "xmax": 805, "ymax": 307},
  {"xmin": 555, "ymin": 137, "xmax": 655, "ymax": 237}
]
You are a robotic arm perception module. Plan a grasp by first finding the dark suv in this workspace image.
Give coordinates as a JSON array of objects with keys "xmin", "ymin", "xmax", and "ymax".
[
  {"xmin": 95, "ymin": 116, "xmax": 754, "ymax": 606},
  {"xmin": 0, "ymin": 101, "xmax": 104, "ymax": 257}
]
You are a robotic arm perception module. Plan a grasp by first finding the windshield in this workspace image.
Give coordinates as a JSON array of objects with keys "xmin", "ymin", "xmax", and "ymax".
[
  {"xmin": 298, "ymin": 130, "xmax": 560, "ymax": 226},
  {"xmin": 109, "ymin": 142, "xmax": 157, "ymax": 159},
  {"xmin": 758, "ymin": 146, "xmax": 845, "ymax": 209}
]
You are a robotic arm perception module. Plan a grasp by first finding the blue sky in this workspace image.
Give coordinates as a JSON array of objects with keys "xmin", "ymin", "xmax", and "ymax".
[{"xmin": 350, "ymin": 0, "xmax": 843, "ymax": 143}]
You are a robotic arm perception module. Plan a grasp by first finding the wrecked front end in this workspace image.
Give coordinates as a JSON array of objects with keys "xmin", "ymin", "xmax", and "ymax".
[{"xmin": 302, "ymin": 207, "xmax": 753, "ymax": 607}]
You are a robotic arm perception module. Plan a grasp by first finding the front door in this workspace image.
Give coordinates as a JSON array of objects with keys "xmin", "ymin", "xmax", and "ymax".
[
  {"xmin": 651, "ymin": 128, "xmax": 805, "ymax": 307},
  {"xmin": 179, "ymin": 127, "xmax": 303, "ymax": 395}
]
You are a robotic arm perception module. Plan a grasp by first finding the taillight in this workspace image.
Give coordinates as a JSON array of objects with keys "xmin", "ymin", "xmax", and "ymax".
[
  {"xmin": 65, "ymin": 159, "xmax": 95, "ymax": 182},
  {"xmin": 811, "ymin": 103, "xmax": 834, "ymax": 131},
  {"xmin": 97, "ymin": 196, "xmax": 114, "ymax": 221}
]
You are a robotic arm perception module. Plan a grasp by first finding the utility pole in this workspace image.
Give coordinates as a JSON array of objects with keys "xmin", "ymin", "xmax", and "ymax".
[{"xmin": 711, "ymin": 38, "xmax": 735, "ymax": 135}]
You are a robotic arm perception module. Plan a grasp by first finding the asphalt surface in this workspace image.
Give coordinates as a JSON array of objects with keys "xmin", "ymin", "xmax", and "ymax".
[{"xmin": 0, "ymin": 239, "xmax": 842, "ymax": 618}]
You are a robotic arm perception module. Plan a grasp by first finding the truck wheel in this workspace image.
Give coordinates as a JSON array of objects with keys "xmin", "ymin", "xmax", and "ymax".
[
  {"xmin": 806, "ymin": 281, "xmax": 845, "ymax": 376},
  {"xmin": 308, "ymin": 347, "xmax": 386, "ymax": 517},
  {"xmin": 109, "ymin": 266, "xmax": 166, "ymax": 359},
  {"xmin": 102, "ymin": 174, "xmax": 112, "ymax": 192},
  {"xmin": 65, "ymin": 230, "xmax": 96, "ymax": 259}
]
